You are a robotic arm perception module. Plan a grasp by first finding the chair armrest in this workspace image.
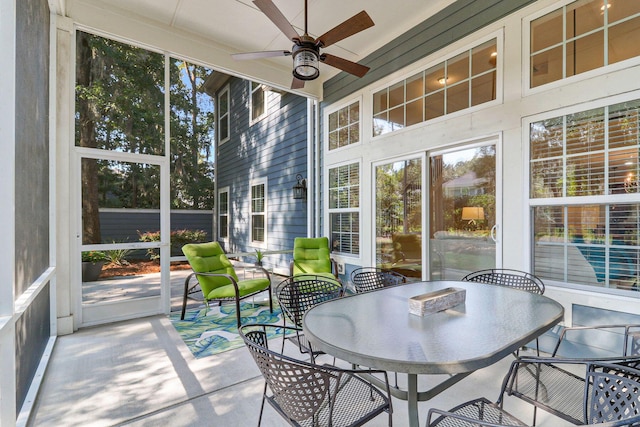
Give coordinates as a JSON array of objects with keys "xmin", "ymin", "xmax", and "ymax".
[
  {"xmin": 551, "ymin": 324, "xmax": 640, "ymax": 357},
  {"xmin": 289, "ymin": 259, "xmax": 294, "ymax": 276}
]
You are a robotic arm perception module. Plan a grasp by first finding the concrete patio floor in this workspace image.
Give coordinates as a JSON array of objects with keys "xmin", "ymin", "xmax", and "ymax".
[{"xmin": 27, "ymin": 272, "xmax": 573, "ymax": 426}]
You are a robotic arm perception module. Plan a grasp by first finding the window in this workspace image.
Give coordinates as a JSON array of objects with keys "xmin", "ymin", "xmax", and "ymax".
[
  {"xmin": 251, "ymin": 180, "xmax": 266, "ymax": 243},
  {"xmin": 328, "ymin": 163, "xmax": 360, "ymax": 255},
  {"xmin": 218, "ymin": 187, "xmax": 229, "ymax": 240},
  {"xmin": 373, "ymin": 38, "xmax": 497, "ymax": 137},
  {"xmin": 529, "ymin": 0, "xmax": 640, "ymax": 88},
  {"xmin": 218, "ymin": 86, "xmax": 229, "ymax": 144},
  {"xmin": 250, "ymin": 82, "xmax": 266, "ymax": 122},
  {"xmin": 328, "ymin": 101, "xmax": 360, "ymax": 150},
  {"xmin": 530, "ymin": 99, "xmax": 640, "ymax": 291}
]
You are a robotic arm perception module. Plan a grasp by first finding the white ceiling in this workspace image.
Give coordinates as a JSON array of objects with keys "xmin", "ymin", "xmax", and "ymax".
[{"xmin": 56, "ymin": 0, "xmax": 455, "ymax": 98}]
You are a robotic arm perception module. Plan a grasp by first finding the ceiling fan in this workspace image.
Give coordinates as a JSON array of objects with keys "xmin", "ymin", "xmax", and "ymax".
[{"xmin": 232, "ymin": 0, "xmax": 374, "ymax": 89}]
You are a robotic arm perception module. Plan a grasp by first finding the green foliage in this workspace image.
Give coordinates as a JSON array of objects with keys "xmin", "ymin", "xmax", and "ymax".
[
  {"xmin": 254, "ymin": 249, "xmax": 264, "ymax": 265},
  {"xmin": 82, "ymin": 251, "xmax": 107, "ymax": 263},
  {"xmin": 104, "ymin": 247, "xmax": 132, "ymax": 266},
  {"xmin": 76, "ymin": 31, "xmax": 216, "ymax": 244},
  {"xmin": 138, "ymin": 229, "xmax": 208, "ymax": 259}
]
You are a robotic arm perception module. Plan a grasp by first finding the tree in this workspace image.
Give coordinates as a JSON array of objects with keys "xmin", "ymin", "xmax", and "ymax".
[{"xmin": 75, "ymin": 31, "xmax": 216, "ymax": 244}]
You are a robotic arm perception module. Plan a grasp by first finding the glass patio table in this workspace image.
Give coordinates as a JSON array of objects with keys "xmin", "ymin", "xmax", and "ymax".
[{"xmin": 302, "ymin": 280, "xmax": 564, "ymax": 427}]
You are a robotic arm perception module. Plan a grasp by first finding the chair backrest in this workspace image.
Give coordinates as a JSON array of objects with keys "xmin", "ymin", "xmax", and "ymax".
[
  {"xmin": 291, "ymin": 237, "xmax": 332, "ymax": 276},
  {"xmin": 461, "ymin": 268, "xmax": 545, "ymax": 294},
  {"xmin": 182, "ymin": 242, "xmax": 239, "ymax": 295},
  {"xmin": 351, "ymin": 267, "xmax": 407, "ymax": 293},
  {"xmin": 275, "ymin": 275, "xmax": 342, "ymax": 327},
  {"xmin": 240, "ymin": 324, "xmax": 334, "ymax": 423}
]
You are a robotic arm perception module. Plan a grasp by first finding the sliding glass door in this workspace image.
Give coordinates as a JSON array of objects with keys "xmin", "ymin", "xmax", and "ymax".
[{"xmin": 429, "ymin": 143, "xmax": 499, "ymax": 279}]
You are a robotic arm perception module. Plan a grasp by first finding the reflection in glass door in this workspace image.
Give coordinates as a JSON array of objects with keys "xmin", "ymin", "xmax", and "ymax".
[
  {"xmin": 375, "ymin": 158, "xmax": 423, "ymax": 278},
  {"xmin": 429, "ymin": 144, "xmax": 498, "ymax": 279}
]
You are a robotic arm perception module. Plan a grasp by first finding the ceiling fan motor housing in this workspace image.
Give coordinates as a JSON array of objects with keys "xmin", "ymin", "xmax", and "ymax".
[{"xmin": 292, "ymin": 39, "xmax": 320, "ymax": 80}]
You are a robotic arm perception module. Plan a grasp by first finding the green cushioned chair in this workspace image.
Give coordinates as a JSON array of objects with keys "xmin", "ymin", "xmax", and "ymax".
[
  {"xmin": 289, "ymin": 237, "xmax": 339, "ymax": 283},
  {"xmin": 181, "ymin": 242, "xmax": 272, "ymax": 327}
]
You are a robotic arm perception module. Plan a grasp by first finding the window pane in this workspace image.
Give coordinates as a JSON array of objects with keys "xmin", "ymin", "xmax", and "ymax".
[
  {"xmin": 373, "ymin": 113, "xmax": 390, "ymax": 136},
  {"xmin": 531, "ymin": 8, "xmax": 563, "ymax": 52},
  {"xmin": 566, "ymin": 153, "xmax": 605, "ymax": 196},
  {"xmin": 609, "ymin": 100, "xmax": 640, "ymax": 149},
  {"xmin": 425, "ymin": 91, "xmax": 445, "ymax": 120},
  {"xmin": 373, "ymin": 90, "xmax": 387, "ymax": 114},
  {"xmin": 389, "ymin": 106, "xmax": 404, "ymax": 130},
  {"xmin": 446, "ymin": 82, "xmax": 469, "ymax": 114},
  {"xmin": 609, "ymin": 1, "xmax": 640, "ymax": 24},
  {"xmin": 531, "ymin": 46, "xmax": 564, "ymax": 88},
  {"xmin": 530, "ymin": 117, "xmax": 564, "ymax": 159},
  {"xmin": 566, "ymin": 108, "xmax": 605, "ymax": 154},
  {"xmin": 329, "ymin": 111, "xmax": 338, "ymax": 130},
  {"xmin": 389, "ymin": 82, "xmax": 404, "ymax": 109},
  {"xmin": 349, "ymin": 103, "xmax": 359, "ymax": 124},
  {"xmin": 471, "ymin": 72, "xmax": 496, "ymax": 106},
  {"xmin": 609, "ymin": 17, "xmax": 640, "ymax": 65},
  {"xmin": 566, "ymin": 0, "xmax": 603, "ymax": 38},
  {"xmin": 531, "ymin": 158, "xmax": 564, "ymax": 198},
  {"xmin": 447, "ymin": 52, "xmax": 469, "ymax": 85},
  {"xmin": 471, "ymin": 40, "xmax": 497, "ymax": 75},
  {"xmin": 252, "ymin": 214, "xmax": 264, "ymax": 242},
  {"xmin": 609, "ymin": 149, "xmax": 640, "ymax": 194},
  {"xmin": 566, "ymin": 31, "xmax": 604, "ymax": 76},
  {"xmin": 406, "ymin": 73, "xmax": 424, "ymax": 101},
  {"xmin": 425, "ymin": 63, "xmax": 445, "ymax": 94},
  {"xmin": 349, "ymin": 124, "xmax": 359, "ymax": 146},
  {"xmin": 406, "ymin": 99, "xmax": 424, "ymax": 127}
]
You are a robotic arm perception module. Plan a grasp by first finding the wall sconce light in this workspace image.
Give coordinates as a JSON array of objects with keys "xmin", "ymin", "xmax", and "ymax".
[
  {"xmin": 292, "ymin": 174, "xmax": 307, "ymax": 200},
  {"xmin": 461, "ymin": 206, "xmax": 485, "ymax": 225}
]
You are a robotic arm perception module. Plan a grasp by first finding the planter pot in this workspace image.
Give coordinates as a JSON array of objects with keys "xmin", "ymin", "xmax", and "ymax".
[{"xmin": 82, "ymin": 261, "xmax": 105, "ymax": 282}]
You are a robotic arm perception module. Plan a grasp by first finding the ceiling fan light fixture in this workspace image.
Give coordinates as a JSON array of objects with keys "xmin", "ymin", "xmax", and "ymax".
[{"xmin": 292, "ymin": 47, "xmax": 320, "ymax": 80}]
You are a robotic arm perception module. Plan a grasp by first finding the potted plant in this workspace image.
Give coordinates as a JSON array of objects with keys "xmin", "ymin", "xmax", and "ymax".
[
  {"xmin": 254, "ymin": 249, "xmax": 264, "ymax": 267},
  {"xmin": 82, "ymin": 251, "xmax": 107, "ymax": 281}
]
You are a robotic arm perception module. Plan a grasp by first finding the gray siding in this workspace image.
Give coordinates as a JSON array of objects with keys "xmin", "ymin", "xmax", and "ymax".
[
  {"xmin": 217, "ymin": 78, "xmax": 308, "ymax": 269},
  {"xmin": 14, "ymin": 0, "xmax": 51, "ymax": 413},
  {"xmin": 322, "ymin": 0, "xmax": 537, "ymax": 105}
]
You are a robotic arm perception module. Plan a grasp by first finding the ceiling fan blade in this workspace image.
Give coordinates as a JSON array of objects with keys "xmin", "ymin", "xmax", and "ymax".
[
  {"xmin": 291, "ymin": 77, "xmax": 305, "ymax": 89},
  {"xmin": 253, "ymin": 0, "xmax": 300, "ymax": 41},
  {"xmin": 232, "ymin": 50, "xmax": 291, "ymax": 60},
  {"xmin": 316, "ymin": 11, "xmax": 374, "ymax": 48},
  {"xmin": 321, "ymin": 54, "xmax": 370, "ymax": 78}
]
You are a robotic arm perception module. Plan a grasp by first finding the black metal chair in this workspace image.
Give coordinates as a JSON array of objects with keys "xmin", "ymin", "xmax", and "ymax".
[
  {"xmin": 461, "ymin": 268, "xmax": 545, "ymax": 295},
  {"xmin": 426, "ymin": 356, "xmax": 640, "ymax": 427},
  {"xmin": 275, "ymin": 274, "xmax": 343, "ymax": 358},
  {"xmin": 350, "ymin": 267, "xmax": 407, "ymax": 293},
  {"xmin": 240, "ymin": 323, "xmax": 393, "ymax": 427},
  {"xmin": 462, "ymin": 268, "xmax": 545, "ymax": 355}
]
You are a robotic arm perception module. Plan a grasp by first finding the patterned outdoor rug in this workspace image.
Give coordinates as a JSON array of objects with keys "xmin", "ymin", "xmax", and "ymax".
[{"xmin": 169, "ymin": 301, "xmax": 287, "ymax": 358}]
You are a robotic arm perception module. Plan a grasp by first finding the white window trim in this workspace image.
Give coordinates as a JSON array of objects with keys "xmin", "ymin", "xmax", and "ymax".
[
  {"xmin": 324, "ymin": 96, "xmax": 364, "ymax": 155},
  {"xmin": 367, "ymin": 30, "xmax": 504, "ymax": 141},
  {"xmin": 326, "ymin": 160, "xmax": 361, "ymax": 258},
  {"xmin": 249, "ymin": 82, "xmax": 267, "ymax": 124},
  {"xmin": 523, "ymin": 89, "xmax": 640, "ymax": 294},
  {"xmin": 218, "ymin": 186, "xmax": 229, "ymax": 242},
  {"xmin": 218, "ymin": 85, "xmax": 230, "ymax": 145},
  {"xmin": 250, "ymin": 178, "xmax": 268, "ymax": 247},
  {"xmin": 523, "ymin": 0, "xmax": 640, "ymax": 97}
]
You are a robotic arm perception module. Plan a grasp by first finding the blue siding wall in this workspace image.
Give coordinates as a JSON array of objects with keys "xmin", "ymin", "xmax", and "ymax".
[{"xmin": 217, "ymin": 78, "xmax": 308, "ymax": 271}]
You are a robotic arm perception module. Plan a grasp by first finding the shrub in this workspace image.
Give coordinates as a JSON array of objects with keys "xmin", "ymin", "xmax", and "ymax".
[
  {"xmin": 82, "ymin": 251, "xmax": 107, "ymax": 263},
  {"xmin": 138, "ymin": 229, "xmax": 208, "ymax": 259}
]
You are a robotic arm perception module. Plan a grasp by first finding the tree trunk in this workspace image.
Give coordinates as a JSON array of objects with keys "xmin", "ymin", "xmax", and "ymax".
[{"xmin": 77, "ymin": 32, "xmax": 102, "ymax": 244}]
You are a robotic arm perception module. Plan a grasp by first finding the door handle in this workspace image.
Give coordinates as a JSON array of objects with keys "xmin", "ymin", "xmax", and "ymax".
[{"xmin": 490, "ymin": 224, "xmax": 498, "ymax": 242}]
